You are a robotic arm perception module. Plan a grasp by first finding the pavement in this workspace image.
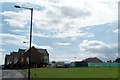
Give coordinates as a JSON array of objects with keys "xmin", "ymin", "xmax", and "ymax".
[
  {"xmin": 1, "ymin": 69, "xmax": 27, "ymax": 80},
  {"xmin": 0, "ymin": 70, "xmax": 2, "ymax": 80}
]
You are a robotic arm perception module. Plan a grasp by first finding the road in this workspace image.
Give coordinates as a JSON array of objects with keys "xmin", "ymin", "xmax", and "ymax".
[{"xmin": 1, "ymin": 69, "xmax": 27, "ymax": 80}]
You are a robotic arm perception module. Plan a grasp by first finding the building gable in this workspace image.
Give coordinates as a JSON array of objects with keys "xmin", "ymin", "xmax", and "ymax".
[
  {"xmin": 18, "ymin": 49, "xmax": 26, "ymax": 54},
  {"xmin": 81, "ymin": 57, "xmax": 103, "ymax": 63},
  {"xmin": 37, "ymin": 49, "xmax": 49, "ymax": 56}
]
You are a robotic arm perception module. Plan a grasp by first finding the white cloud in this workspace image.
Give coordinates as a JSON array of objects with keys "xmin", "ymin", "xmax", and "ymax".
[
  {"xmin": 0, "ymin": 53, "xmax": 3, "ymax": 65},
  {"xmin": 1, "ymin": 0, "xmax": 118, "ymax": 39},
  {"xmin": 4, "ymin": 19, "xmax": 26, "ymax": 28},
  {"xmin": 22, "ymin": 42, "xmax": 53, "ymax": 50},
  {"xmin": 0, "ymin": 33, "xmax": 29, "ymax": 45},
  {"xmin": 31, "ymin": 43, "xmax": 53, "ymax": 49},
  {"xmin": 1, "ymin": 11, "xmax": 30, "ymax": 28},
  {"xmin": 33, "ymin": 33, "xmax": 50, "ymax": 38},
  {"xmin": 1, "ymin": 0, "xmax": 119, "ymax": 3},
  {"xmin": 60, "ymin": 6, "xmax": 91, "ymax": 18},
  {"xmin": 51, "ymin": 29, "xmax": 94, "ymax": 38},
  {"xmin": 11, "ymin": 29, "xmax": 29, "ymax": 33},
  {"xmin": 55, "ymin": 42, "xmax": 71, "ymax": 46},
  {"xmin": 49, "ymin": 53, "xmax": 83, "ymax": 62},
  {"xmin": 113, "ymin": 29, "xmax": 118, "ymax": 33},
  {"xmin": 33, "ymin": 29, "xmax": 94, "ymax": 39},
  {"xmin": 1, "ymin": 0, "xmax": 31, "ymax": 3},
  {"xmin": 1, "ymin": 53, "xmax": 10, "ymax": 65},
  {"xmin": 113, "ymin": 28, "xmax": 120, "ymax": 34},
  {"xmin": 1, "ymin": 0, "xmax": 119, "ymax": 63},
  {"xmin": 0, "ymin": 48, "xmax": 6, "ymax": 65},
  {"xmin": 79, "ymin": 40, "xmax": 118, "ymax": 59},
  {"xmin": 0, "ymin": 48, "xmax": 5, "ymax": 52}
]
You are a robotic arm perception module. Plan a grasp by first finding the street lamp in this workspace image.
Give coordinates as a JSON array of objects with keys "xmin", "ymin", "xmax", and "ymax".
[{"xmin": 15, "ymin": 5, "xmax": 33, "ymax": 80}]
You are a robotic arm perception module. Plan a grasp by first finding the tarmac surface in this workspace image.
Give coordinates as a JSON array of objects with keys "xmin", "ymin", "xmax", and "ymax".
[{"xmin": 1, "ymin": 69, "xmax": 27, "ymax": 80}]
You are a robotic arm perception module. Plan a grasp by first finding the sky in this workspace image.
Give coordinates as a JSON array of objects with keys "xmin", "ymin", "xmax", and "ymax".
[{"xmin": 0, "ymin": 0, "xmax": 119, "ymax": 65}]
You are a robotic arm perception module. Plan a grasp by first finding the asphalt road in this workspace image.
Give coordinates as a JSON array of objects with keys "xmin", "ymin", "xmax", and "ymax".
[{"xmin": 1, "ymin": 69, "xmax": 27, "ymax": 80}]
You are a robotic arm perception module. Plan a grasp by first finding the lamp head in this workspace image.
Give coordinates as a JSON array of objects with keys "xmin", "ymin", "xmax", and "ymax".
[{"xmin": 14, "ymin": 5, "xmax": 21, "ymax": 8}]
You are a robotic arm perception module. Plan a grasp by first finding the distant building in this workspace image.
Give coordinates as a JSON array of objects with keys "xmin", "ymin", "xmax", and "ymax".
[
  {"xmin": 56, "ymin": 62, "xmax": 65, "ymax": 68},
  {"xmin": 4, "ymin": 46, "xmax": 49, "ymax": 69},
  {"xmin": 69, "ymin": 61, "xmax": 88, "ymax": 67},
  {"xmin": 5, "ymin": 55, "xmax": 11, "ymax": 67},
  {"xmin": 10, "ymin": 51, "xmax": 18, "ymax": 67},
  {"xmin": 50, "ymin": 61, "xmax": 65, "ymax": 68},
  {"xmin": 114, "ymin": 58, "xmax": 120, "ymax": 63},
  {"xmin": 50, "ymin": 61, "xmax": 56, "ymax": 68},
  {"xmin": 81, "ymin": 57, "xmax": 103, "ymax": 63},
  {"xmin": 69, "ymin": 57, "xmax": 120, "ymax": 67}
]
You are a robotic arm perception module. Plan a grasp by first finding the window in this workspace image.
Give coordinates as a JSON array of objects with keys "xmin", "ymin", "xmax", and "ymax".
[
  {"xmin": 27, "ymin": 57, "xmax": 29, "ymax": 64},
  {"xmin": 22, "ymin": 58, "xmax": 23, "ymax": 62}
]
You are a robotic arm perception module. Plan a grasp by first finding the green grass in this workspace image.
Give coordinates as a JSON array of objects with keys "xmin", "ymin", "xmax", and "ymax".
[{"xmin": 23, "ymin": 67, "xmax": 119, "ymax": 78}]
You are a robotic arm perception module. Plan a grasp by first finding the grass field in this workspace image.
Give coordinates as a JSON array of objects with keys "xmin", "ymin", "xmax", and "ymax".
[{"xmin": 23, "ymin": 67, "xmax": 119, "ymax": 78}]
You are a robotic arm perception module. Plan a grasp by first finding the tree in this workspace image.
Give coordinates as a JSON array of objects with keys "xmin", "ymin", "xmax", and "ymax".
[{"xmin": 114, "ymin": 58, "xmax": 120, "ymax": 63}]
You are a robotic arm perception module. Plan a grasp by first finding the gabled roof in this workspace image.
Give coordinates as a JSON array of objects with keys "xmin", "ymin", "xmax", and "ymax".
[
  {"xmin": 5, "ymin": 55, "xmax": 10, "ymax": 58},
  {"xmin": 5, "ymin": 55, "xmax": 11, "ymax": 61},
  {"xmin": 18, "ymin": 49, "xmax": 26, "ymax": 54},
  {"xmin": 37, "ymin": 49, "xmax": 49, "ymax": 56},
  {"xmin": 81, "ymin": 57, "xmax": 103, "ymax": 63},
  {"xmin": 11, "ymin": 52, "xmax": 18, "ymax": 54},
  {"xmin": 31, "ymin": 46, "xmax": 49, "ymax": 56},
  {"xmin": 114, "ymin": 58, "xmax": 120, "ymax": 63},
  {"xmin": 10, "ymin": 52, "xmax": 18, "ymax": 56}
]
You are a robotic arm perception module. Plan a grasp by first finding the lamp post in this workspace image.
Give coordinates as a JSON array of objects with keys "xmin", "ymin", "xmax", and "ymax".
[{"xmin": 15, "ymin": 5, "xmax": 33, "ymax": 80}]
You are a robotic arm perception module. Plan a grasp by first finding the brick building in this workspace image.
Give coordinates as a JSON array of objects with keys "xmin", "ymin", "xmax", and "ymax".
[
  {"xmin": 4, "ymin": 46, "xmax": 49, "ymax": 69},
  {"xmin": 81, "ymin": 57, "xmax": 103, "ymax": 63}
]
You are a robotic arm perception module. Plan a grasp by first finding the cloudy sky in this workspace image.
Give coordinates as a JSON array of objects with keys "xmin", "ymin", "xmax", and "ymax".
[{"xmin": 0, "ymin": 0, "xmax": 119, "ymax": 65}]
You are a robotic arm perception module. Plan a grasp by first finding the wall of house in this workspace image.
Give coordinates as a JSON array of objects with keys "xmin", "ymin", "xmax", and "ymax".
[
  {"xmin": 23, "ymin": 48, "xmax": 42, "ymax": 64},
  {"xmin": 6, "ymin": 57, "xmax": 10, "ymax": 65},
  {"xmin": 14, "ymin": 54, "xmax": 18, "ymax": 64},
  {"xmin": 44, "ymin": 56, "xmax": 49, "ymax": 64}
]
